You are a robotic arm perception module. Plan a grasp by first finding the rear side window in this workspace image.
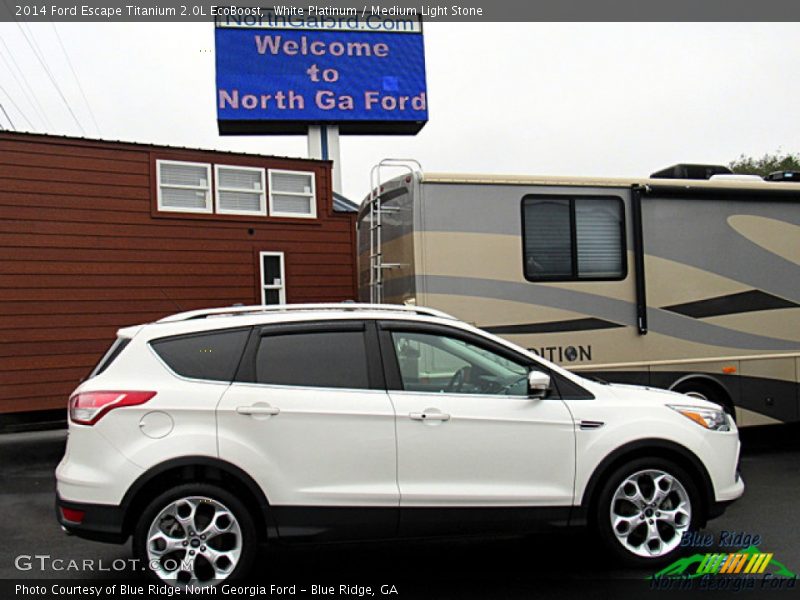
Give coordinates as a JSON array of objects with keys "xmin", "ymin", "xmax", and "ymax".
[
  {"xmin": 88, "ymin": 337, "xmax": 131, "ymax": 378},
  {"xmin": 256, "ymin": 330, "xmax": 369, "ymax": 389},
  {"xmin": 151, "ymin": 328, "xmax": 250, "ymax": 381}
]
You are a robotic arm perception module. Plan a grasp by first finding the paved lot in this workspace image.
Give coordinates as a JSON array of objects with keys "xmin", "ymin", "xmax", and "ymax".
[{"xmin": 1, "ymin": 426, "xmax": 799, "ymax": 597}]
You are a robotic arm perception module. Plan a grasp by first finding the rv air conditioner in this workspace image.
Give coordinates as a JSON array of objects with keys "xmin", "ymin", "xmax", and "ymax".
[{"xmin": 650, "ymin": 164, "xmax": 733, "ymax": 180}]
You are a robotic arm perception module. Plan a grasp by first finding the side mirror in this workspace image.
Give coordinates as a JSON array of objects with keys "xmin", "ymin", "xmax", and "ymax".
[{"xmin": 528, "ymin": 370, "xmax": 551, "ymax": 399}]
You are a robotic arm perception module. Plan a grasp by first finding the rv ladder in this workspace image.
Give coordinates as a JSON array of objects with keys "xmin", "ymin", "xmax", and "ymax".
[{"xmin": 367, "ymin": 159, "xmax": 421, "ymax": 303}]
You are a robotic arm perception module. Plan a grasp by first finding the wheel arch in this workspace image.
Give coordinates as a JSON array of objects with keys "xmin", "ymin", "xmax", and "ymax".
[
  {"xmin": 669, "ymin": 374, "xmax": 734, "ymax": 413},
  {"xmin": 578, "ymin": 438, "xmax": 715, "ymax": 527},
  {"xmin": 120, "ymin": 456, "xmax": 274, "ymax": 542}
]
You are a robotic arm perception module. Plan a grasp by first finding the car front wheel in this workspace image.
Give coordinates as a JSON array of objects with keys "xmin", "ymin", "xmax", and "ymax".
[
  {"xmin": 595, "ymin": 458, "xmax": 700, "ymax": 566},
  {"xmin": 133, "ymin": 483, "xmax": 257, "ymax": 587}
]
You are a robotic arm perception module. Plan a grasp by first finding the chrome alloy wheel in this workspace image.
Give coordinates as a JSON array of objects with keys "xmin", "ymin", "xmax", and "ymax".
[
  {"xmin": 146, "ymin": 496, "xmax": 242, "ymax": 586},
  {"xmin": 609, "ymin": 469, "xmax": 692, "ymax": 558}
]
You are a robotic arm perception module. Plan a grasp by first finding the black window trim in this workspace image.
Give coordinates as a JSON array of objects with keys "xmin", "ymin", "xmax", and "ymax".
[
  {"xmin": 234, "ymin": 319, "xmax": 385, "ymax": 391},
  {"xmin": 376, "ymin": 319, "xmax": 594, "ymax": 400},
  {"xmin": 520, "ymin": 193, "xmax": 628, "ymax": 283},
  {"xmin": 88, "ymin": 337, "xmax": 131, "ymax": 379}
]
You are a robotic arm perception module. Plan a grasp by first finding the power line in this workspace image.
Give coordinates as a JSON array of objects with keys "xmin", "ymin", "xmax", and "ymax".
[
  {"xmin": 51, "ymin": 23, "xmax": 101, "ymax": 136},
  {"xmin": 0, "ymin": 82, "xmax": 35, "ymax": 130},
  {"xmin": 0, "ymin": 36, "xmax": 52, "ymax": 130},
  {"xmin": 14, "ymin": 20, "xmax": 86, "ymax": 134},
  {"xmin": 0, "ymin": 100, "xmax": 16, "ymax": 130}
]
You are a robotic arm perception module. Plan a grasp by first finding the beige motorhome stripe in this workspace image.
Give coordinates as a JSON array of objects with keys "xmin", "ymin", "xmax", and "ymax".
[
  {"xmin": 406, "ymin": 275, "xmax": 800, "ymax": 351},
  {"xmin": 570, "ymin": 351, "xmax": 800, "ymax": 371},
  {"xmin": 727, "ymin": 215, "xmax": 800, "ymax": 267}
]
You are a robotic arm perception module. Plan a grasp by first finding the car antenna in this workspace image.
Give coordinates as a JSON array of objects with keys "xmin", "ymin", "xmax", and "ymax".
[{"xmin": 160, "ymin": 289, "xmax": 184, "ymax": 313}]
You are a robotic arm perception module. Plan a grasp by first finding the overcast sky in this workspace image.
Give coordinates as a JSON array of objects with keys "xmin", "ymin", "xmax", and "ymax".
[{"xmin": 1, "ymin": 22, "xmax": 799, "ymax": 200}]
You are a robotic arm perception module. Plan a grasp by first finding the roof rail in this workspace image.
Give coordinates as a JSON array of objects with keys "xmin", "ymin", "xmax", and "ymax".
[{"xmin": 157, "ymin": 303, "xmax": 456, "ymax": 323}]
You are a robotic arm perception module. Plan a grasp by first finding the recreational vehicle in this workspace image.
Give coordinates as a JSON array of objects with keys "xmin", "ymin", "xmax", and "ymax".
[{"xmin": 357, "ymin": 162, "xmax": 800, "ymax": 427}]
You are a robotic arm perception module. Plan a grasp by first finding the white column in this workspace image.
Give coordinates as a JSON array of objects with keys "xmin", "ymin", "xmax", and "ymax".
[{"xmin": 307, "ymin": 124, "xmax": 342, "ymax": 194}]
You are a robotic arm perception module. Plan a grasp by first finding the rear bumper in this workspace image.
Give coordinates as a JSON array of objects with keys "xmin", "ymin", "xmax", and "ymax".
[{"xmin": 55, "ymin": 493, "xmax": 128, "ymax": 544}]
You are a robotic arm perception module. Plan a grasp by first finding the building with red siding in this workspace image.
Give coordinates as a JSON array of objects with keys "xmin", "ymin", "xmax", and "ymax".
[{"xmin": 0, "ymin": 132, "xmax": 359, "ymax": 425}]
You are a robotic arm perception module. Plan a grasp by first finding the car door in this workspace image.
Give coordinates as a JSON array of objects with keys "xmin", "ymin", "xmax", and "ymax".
[
  {"xmin": 216, "ymin": 320, "xmax": 398, "ymax": 541},
  {"xmin": 378, "ymin": 320, "xmax": 577, "ymax": 536}
]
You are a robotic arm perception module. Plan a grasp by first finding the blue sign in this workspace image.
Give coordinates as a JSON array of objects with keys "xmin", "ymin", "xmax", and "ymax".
[{"xmin": 215, "ymin": 20, "xmax": 428, "ymax": 135}]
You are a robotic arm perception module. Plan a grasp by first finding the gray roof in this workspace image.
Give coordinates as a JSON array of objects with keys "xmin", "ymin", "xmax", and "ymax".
[
  {"xmin": 333, "ymin": 191, "xmax": 359, "ymax": 213},
  {"xmin": 0, "ymin": 130, "xmax": 326, "ymax": 164}
]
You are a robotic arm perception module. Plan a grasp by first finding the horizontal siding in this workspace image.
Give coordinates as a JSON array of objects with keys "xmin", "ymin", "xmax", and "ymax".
[
  {"xmin": 1, "ymin": 396, "xmax": 70, "ymax": 413},
  {"xmin": 0, "ymin": 261, "xmax": 355, "ymax": 276},
  {"xmin": 0, "ymin": 326, "xmax": 125, "ymax": 342},
  {"xmin": 0, "ymin": 366, "xmax": 89, "ymax": 385},
  {"xmin": 0, "ymin": 273, "xmax": 354, "ymax": 289},
  {"xmin": 0, "ymin": 191, "xmax": 148, "ymax": 213},
  {"xmin": 0, "ymin": 150, "xmax": 150, "ymax": 174},
  {"xmin": 0, "ymin": 312, "xmax": 166, "ymax": 329},
  {"xmin": 0, "ymin": 201, "xmax": 355, "ymax": 229},
  {"xmin": 0, "ymin": 177, "xmax": 151, "ymax": 199},
  {"xmin": 0, "ymin": 233, "xmax": 354, "ymax": 253},
  {"xmin": 0, "ymin": 248, "xmax": 352, "ymax": 264},
  {"xmin": 3, "ymin": 164, "xmax": 150, "ymax": 187},
  {"xmin": 0, "ymin": 139, "xmax": 149, "ymax": 162},
  {"xmin": 0, "ymin": 213, "xmax": 350, "ymax": 241},
  {"xmin": 0, "ymin": 133, "xmax": 357, "ymax": 414}
]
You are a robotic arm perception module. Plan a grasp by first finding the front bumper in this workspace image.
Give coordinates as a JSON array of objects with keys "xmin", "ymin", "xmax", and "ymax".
[{"xmin": 56, "ymin": 493, "xmax": 128, "ymax": 544}]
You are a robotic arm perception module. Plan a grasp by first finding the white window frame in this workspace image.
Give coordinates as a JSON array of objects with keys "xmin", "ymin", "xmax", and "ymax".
[
  {"xmin": 156, "ymin": 159, "xmax": 213, "ymax": 214},
  {"xmin": 268, "ymin": 169, "xmax": 317, "ymax": 219},
  {"xmin": 214, "ymin": 164, "xmax": 267, "ymax": 216},
  {"xmin": 259, "ymin": 251, "xmax": 286, "ymax": 305}
]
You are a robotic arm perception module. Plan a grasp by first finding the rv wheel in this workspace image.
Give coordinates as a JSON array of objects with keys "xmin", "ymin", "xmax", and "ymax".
[{"xmin": 673, "ymin": 381, "xmax": 734, "ymax": 418}]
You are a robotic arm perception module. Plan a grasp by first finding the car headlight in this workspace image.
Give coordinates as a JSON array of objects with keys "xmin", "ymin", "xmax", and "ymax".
[{"xmin": 668, "ymin": 405, "xmax": 731, "ymax": 431}]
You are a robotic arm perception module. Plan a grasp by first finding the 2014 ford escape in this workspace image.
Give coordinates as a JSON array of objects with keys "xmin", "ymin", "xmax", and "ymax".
[{"xmin": 56, "ymin": 303, "xmax": 744, "ymax": 585}]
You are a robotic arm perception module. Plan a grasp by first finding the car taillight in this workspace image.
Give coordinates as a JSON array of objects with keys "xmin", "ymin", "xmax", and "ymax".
[
  {"xmin": 60, "ymin": 507, "xmax": 85, "ymax": 524},
  {"xmin": 69, "ymin": 391, "xmax": 156, "ymax": 425}
]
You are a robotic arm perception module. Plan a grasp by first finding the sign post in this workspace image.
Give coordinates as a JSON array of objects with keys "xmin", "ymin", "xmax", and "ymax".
[{"xmin": 307, "ymin": 124, "xmax": 342, "ymax": 192}]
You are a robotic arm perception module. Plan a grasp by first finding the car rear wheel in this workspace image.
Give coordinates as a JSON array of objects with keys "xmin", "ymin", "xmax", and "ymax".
[
  {"xmin": 595, "ymin": 458, "xmax": 700, "ymax": 566},
  {"xmin": 133, "ymin": 483, "xmax": 256, "ymax": 587}
]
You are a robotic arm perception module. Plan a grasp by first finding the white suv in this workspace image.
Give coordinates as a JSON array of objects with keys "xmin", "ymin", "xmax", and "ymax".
[{"xmin": 56, "ymin": 303, "xmax": 744, "ymax": 585}]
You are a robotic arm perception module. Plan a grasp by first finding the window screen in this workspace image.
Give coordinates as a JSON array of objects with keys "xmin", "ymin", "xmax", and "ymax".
[
  {"xmin": 522, "ymin": 196, "xmax": 624, "ymax": 280},
  {"xmin": 522, "ymin": 198, "xmax": 572, "ymax": 278},
  {"xmin": 269, "ymin": 170, "xmax": 316, "ymax": 217},
  {"xmin": 256, "ymin": 330, "xmax": 369, "ymax": 389},
  {"xmin": 151, "ymin": 328, "xmax": 250, "ymax": 381},
  {"xmin": 158, "ymin": 161, "xmax": 211, "ymax": 212},
  {"xmin": 216, "ymin": 166, "xmax": 265, "ymax": 215}
]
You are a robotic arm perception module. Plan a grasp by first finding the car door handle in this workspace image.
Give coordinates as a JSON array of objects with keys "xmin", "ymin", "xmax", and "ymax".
[
  {"xmin": 409, "ymin": 412, "xmax": 450, "ymax": 421},
  {"xmin": 236, "ymin": 405, "xmax": 280, "ymax": 416}
]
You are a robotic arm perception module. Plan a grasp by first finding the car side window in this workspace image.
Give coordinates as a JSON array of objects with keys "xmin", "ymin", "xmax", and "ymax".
[
  {"xmin": 255, "ymin": 330, "xmax": 370, "ymax": 389},
  {"xmin": 150, "ymin": 328, "xmax": 250, "ymax": 382},
  {"xmin": 391, "ymin": 331, "xmax": 530, "ymax": 396}
]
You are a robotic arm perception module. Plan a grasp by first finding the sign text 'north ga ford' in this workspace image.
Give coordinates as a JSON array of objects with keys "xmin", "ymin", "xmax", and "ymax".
[{"xmin": 215, "ymin": 15, "xmax": 428, "ymax": 134}]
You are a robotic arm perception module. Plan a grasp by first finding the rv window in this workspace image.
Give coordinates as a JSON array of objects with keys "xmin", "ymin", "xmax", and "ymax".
[{"xmin": 522, "ymin": 196, "xmax": 625, "ymax": 281}]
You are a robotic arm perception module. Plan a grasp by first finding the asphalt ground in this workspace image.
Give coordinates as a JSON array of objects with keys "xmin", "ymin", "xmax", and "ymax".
[{"xmin": 1, "ymin": 425, "xmax": 799, "ymax": 599}]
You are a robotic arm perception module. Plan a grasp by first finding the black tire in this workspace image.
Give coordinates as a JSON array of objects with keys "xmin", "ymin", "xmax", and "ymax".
[
  {"xmin": 133, "ymin": 482, "xmax": 257, "ymax": 586},
  {"xmin": 674, "ymin": 380, "xmax": 735, "ymax": 419},
  {"xmin": 594, "ymin": 457, "xmax": 702, "ymax": 568}
]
